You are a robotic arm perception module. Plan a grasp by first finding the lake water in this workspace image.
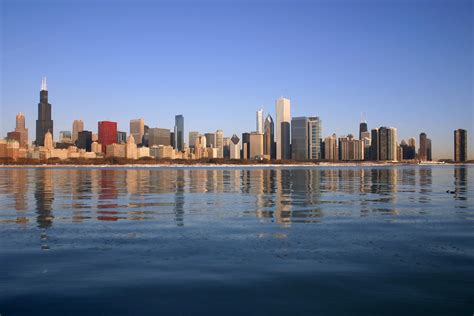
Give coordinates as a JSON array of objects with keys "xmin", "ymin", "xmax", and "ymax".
[{"xmin": 0, "ymin": 165, "xmax": 473, "ymax": 315}]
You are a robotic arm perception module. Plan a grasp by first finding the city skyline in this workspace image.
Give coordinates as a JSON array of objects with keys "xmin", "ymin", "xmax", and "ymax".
[
  {"xmin": 1, "ymin": 0, "xmax": 472, "ymax": 159},
  {"xmin": 0, "ymin": 77, "xmax": 472, "ymax": 161}
]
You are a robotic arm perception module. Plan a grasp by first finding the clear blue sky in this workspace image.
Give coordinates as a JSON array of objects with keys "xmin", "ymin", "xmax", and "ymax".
[{"xmin": 1, "ymin": 0, "xmax": 472, "ymax": 159}]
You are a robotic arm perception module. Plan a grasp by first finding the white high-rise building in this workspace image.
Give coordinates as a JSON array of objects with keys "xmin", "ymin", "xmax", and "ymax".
[
  {"xmin": 215, "ymin": 130, "xmax": 224, "ymax": 158},
  {"xmin": 275, "ymin": 97, "xmax": 291, "ymax": 160},
  {"xmin": 229, "ymin": 134, "xmax": 241, "ymax": 159},
  {"xmin": 256, "ymin": 109, "xmax": 264, "ymax": 134}
]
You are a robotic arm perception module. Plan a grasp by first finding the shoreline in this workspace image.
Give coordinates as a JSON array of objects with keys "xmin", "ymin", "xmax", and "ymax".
[{"xmin": 0, "ymin": 162, "xmax": 470, "ymax": 169}]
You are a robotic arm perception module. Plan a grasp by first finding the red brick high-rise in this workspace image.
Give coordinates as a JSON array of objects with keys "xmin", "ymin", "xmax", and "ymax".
[{"xmin": 98, "ymin": 121, "xmax": 117, "ymax": 154}]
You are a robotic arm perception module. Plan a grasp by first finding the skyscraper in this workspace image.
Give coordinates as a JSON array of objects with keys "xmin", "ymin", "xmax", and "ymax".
[
  {"xmin": 379, "ymin": 127, "xmax": 389, "ymax": 160},
  {"xmin": 400, "ymin": 139, "xmax": 416, "ymax": 160},
  {"xmin": 419, "ymin": 132, "xmax": 428, "ymax": 161},
  {"xmin": 249, "ymin": 132, "xmax": 264, "ymax": 159},
  {"xmin": 308, "ymin": 117, "xmax": 322, "ymax": 160},
  {"xmin": 256, "ymin": 109, "xmax": 264, "ymax": 134},
  {"xmin": 15, "ymin": 113, "xmax": 28, "ymax": 147},
  {"xmin": 359, "ymin": 121, "xmax": 368, "ymax": 140},
  {"xmin": 205, "ymin": 133, "xmax": 216, "ymax": 148},
  {"xmin": 143, "ymin": 125, "xmax": 150, "ymax": 147},
  {"xmin": 275, "ymin": 97, "xmax": 291, "ymax": 160},
  {"xmin": 188, "ymin": 131, "xmax": 200, "ymax": 149},
  {"xmin": 149, "ymin": 128, "xmax": 171, "ymax": 147},
  {"xmin": 370, "ymin": 128, "xmax": 379, "ymax": 161},
  {"xmin": 426, "ymin": 138, "xmax": 432, "ymax": 161},
  {"xmin": 263, "ymin": 114, "xmax": 275, "ymax": 159},
  {"xmin": 370, "ymin": 127, "xmax": 398, "ymax": 161},
  {"xmin": 401, "ymin": 137, "xmax": 417, "ymax": 160},
  {"xmin": 324, "ymin": 134, "xmax": 338, "ymax": 161},
  {"xmin": 77, "ymin": 131, "xmax": 92, "ymax": 152},
  {"xmin": 388, "ymin": 127, "xmax": 398, "ymax": 161},
  {"xmin": 454, "ymin": 129, "xmax": 467, "ymax": 162},
  {"xmin": 360, "ymin": 131, "xmax": 371, "ymax": 160},
  {"xmin": 229, "ymin": 134, "xmax": 241, "ymax": 159},
  {"xmin": 72, "ymin": 120, "xmax": 84, "ymax": 144},
  {"xmin": 291, "ymin": 117, "xmax": 309, "ymax": 160},
  {"xmin": 36, "ymin": 77, "xmax": 53, "ymax": 146},
  {"xmin": 216, "ymin": 130, "xmax": 224, "ymax": 158},
  {"xmin": 241, "ymin": 132, "xmax": 250, "ymax": 159},
  {"xmin": 98, "ymin": 121, "xmax": 117, "ymax": 154},
  {"xmin": 174, "ymin": 115, "xmax": 184, "ymax": 151},
  {"xmin": 339, "ymin": 135, "xmax": 364, "ymax": 161},
  {"xmin": 130, "ymin": 118, "xmax": 144, "ymax": 145}
]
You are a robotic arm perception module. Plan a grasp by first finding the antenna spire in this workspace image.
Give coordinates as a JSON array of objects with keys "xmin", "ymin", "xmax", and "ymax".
[{"xmin": 41, "ymin": 77, "xmax": 48, "ymax": 91}]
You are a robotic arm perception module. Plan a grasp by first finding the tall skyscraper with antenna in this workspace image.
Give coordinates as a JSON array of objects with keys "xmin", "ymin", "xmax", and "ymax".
[
  {"xmin": 359, "ymin": 113, "xmax": 368, "ymax": 140},
  {"xmin": 35, "ymin": 77, "xmax": 54, "ymax": 146}
]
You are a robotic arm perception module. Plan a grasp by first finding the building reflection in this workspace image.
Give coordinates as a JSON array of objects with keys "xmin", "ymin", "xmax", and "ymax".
[
  {"xmin": 3, "ymin": 166, "xmax": 468, "ymax": 232},
  {"xmin": 288, "ymin": 170, "xmax": 322, "ymax": 223},
  {"xmin": 174, "ymin": 170, "xmax": 185, "ymax": 226},
  {"xmin": 126, "ymin": 169, "xmax": 151, "ymax": 221},
  {"xmin": 97, "ymin": 169, "xmax": 120, "ymax": 221},
  {"xmin": 273, "ymin": 169, "xmax": 293, "ymax": 225},
  {"xmin": 454, "ymin": 166, "xmax": 468, "ymax": 206},
  {"xmin": 11, "ymin": 169, "xmax": 29, "ymax": 226},
  {"xmin": 418, "ymin": 167, "xmax": 432, "ymax": 205},
  {"xmin": 34, "ymin": 169, "xmax": 54, "ymax": 251},
  {"xmin": 70, "ymin": 169, "xmax": 94, "ymax": 223},
  {"xmin": 35, "ymin": 169, "xmax": 54, "ymax": 229}
]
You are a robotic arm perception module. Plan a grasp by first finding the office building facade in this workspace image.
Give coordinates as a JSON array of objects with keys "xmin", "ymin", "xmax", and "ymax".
[
  {"xmin": 174, "ymin": 115, "xmax": 184, "ymax": 151},
  {"xmin": 291, "ymin": 117, "xmax": 309, "ymax": 160},
  {"xmin": 454, "ymin": 129, "xmax": 467, "ymax": 162},
  {"xmin": 77, "ymin": 130, "xmax": 92, "ymax": 152},
  {"xmin": 263, "ymin": 114, "xmax": 275, "ymax": 159},
  {"xmin": 36, "ymin": 77, "xmax": 54, "ymax": 146},
  {"xmin": 149, "ymin": 128, "xmax": 171, "ymax": 147},
  {"xmin": 98, "ymin": 121, "xmax": 117, "ymax": 154},
  {"xmin": 130, "ymin": 118, "xmax": 144, "ymax": 145},
  {"xmin": 15, "ymin": 113, "xmax": 28, "ymax": 147},
  {"xmin": 72, "ymin": 119, "xmax": 84, "ymax": 144},
  {"xmin": 188, "ymin": 131, "xmax": 199, "ymax": 149},
  {"xmin": 308, "ymin": 117, "xmax": 322, "ymax": 160},
  {"xmin": 324, "ymin": 134, "xmax": 338, "ymax": 161},
  {"xmin": 249, "ymin": 132, "xmax": 264, "ymax": 159},
  {"xmin": 275, "ymin": 97, "xmax": 291, "ymax": 160}
]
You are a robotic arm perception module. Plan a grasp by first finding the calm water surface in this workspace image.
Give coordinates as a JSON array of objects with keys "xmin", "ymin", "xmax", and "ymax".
[{"xmin": 0, "ymin": 165, "xmax": 473, "ymax": 315}]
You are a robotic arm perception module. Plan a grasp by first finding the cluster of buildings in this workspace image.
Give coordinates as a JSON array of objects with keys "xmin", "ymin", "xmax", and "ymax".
[{"xmin": 0, "ymin": 78, "xmax": 469, "ymax": 163}]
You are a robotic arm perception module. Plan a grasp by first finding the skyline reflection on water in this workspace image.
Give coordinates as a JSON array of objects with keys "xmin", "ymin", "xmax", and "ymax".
[
  {"xmin": 0, "ymin": 165, "xmax": 473, "ymax": 315},
  {"xmin": 0, "ymin": 166, "xmax": 470, "ymax": 230}
]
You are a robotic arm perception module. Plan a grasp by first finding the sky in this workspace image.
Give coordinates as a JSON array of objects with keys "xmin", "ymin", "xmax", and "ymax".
[{"xmin": 1, "ymin": 0, "xmax": 472, "ymax": 159}]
